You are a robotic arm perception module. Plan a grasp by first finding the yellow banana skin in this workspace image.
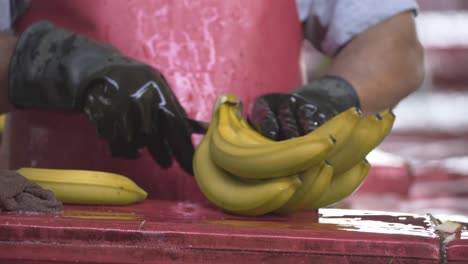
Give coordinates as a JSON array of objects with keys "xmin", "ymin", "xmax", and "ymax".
[
  {"xmin": 231, "ymin": 183, "xmax": 300, "ymax": 216},
  {"xmin": 192, "ymin": 94, "xmax": 396, "ymax": 216},
  {"xmin": 215, "ymin": 96, "xmax": 360, "ymax": 148},
  {"xmin": 17, "ymin": 168, "xmax": 148, "ymax": 205},
  {"xmin": 308, "ymin": 159, "xmax": 371, "ymax": 209},
  {"xmin": 0, "ymin": 114, "xmax": 5, "ymax": 132},
  {"xmin": 231, "ymin": 105, "xmax": 361, "ymax": 149},
  {"xmin": 210, "ymin": 99, "xmax": 336, "ymax": 179},
  {"xmin": 308, "ymin": 107, "xmax": 361, "ymax": 157},
  {"xmin": 328, "ymin": 110, "xmax": 395, "ymax": 175},
  {"xmin": 193, "ymin": 115, "xmax": 302, "ymax": 213},
  {"xmin": 227, "ymin": 105, "xmax": 274, "ymax": 145},
  {"xmin": 274, "ymin": 161, "xmax": 333, "ymax": 214},
  {"xmin": 214, "ymin": 99, "xmax": 336, "ymax": 151}
]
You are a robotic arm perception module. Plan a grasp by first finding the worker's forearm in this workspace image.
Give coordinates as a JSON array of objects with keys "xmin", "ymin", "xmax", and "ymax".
[
  {"xmin": 325, "ymin": 12, "xmax": 425, "ymax": 115},
  {"xmin": 0, "ymin": 32, "xmax": 17, "ymax": 114}
]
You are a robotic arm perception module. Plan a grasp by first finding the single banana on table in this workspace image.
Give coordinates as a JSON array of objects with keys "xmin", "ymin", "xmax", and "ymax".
[{"xmin": 17, "ymin": 168, "xmax": 148, "ymax": 205}]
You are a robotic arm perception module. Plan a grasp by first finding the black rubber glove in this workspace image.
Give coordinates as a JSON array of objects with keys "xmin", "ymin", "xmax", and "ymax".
[
  {"xmin": 8, "ymin": 21, "xmax": 195, "ymax": 174},
  {"xmin": 249, "ymin": 76, "xmax": 360, "ymax": 140}
]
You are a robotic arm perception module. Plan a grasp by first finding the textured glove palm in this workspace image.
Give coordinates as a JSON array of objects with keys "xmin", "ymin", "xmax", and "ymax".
[{"xmin": 249, "ymin": 76, "xmax": 360, "ymax": 140}]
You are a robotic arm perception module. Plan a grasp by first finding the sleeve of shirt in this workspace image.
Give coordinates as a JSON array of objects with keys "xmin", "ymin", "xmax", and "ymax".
[
  {"xmin": 297, "ymin": 0, "xmax": 419, "ymax": 56},
  {"xmin": 0, "ymin": 0, "xmax": 31, "ymax": 32},
  {"xmin": 0, "ymin": 0, "xmax": 12, "ymax": 32}
]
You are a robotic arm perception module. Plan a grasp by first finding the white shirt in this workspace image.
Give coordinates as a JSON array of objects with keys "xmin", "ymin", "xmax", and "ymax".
[
  {"xmin": 0, "ymin": 0, "xmax": 11, "ymax": 32},
  {"xmin": 297, "ymin": 0, "xmax": 419, "ymax": 55}
]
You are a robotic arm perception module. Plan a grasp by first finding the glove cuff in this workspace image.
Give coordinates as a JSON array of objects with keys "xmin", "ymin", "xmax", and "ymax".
[
  {"xmin": 8, "ymin": 21, "xmax": 140, "ymax": 111},
  {"xmin": 291, "ymin": 75, "xmax": 361, "ymax": 114}
]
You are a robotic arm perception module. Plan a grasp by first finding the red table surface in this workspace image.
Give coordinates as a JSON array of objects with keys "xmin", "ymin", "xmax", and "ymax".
[
  {"xmin": 0, "ymin": 199, "xmax": 443, "ymax": 264},
  {"xmin": 447, "ymin": 221, "xmax": 468, "ymax": 263}
]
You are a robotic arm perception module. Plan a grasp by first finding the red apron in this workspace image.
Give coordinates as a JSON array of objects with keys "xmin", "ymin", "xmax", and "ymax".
[{"xmin": 2, "ymin": 0, "xmax": 303, "ymax": 201}]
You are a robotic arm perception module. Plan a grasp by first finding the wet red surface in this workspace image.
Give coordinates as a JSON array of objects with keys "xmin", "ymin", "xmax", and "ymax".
[
  {"xmin": 0, "ymin": 200, "xmax": 442, "ymax": 263},
  {"xmin": 447, "ymin": 221, "xmax": 468, "ymax": 262}
]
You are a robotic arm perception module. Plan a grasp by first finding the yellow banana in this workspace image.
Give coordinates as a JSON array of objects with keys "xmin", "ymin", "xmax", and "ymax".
[
  {"xmin": 0, "ymin": 114, "xmax": 5, "ymax": 133},
  {"xmin": 210, "ymin": 95, "xmax": 336, "ymax": 179},
  {"xmin": 214, "ymin": 95, "xmax": 360, "ymax": 151},
  {"xmin": 216, "ymin": 105, "xmax": 271, "ymax": 146},
  {"xmin": 328, "ymin": 109, "xmax": 395, "ymax": 175},
  {"xmin": 231, "ymin": 182, "xmax": 300, "ymax": 216},
  {"xmin": 308, "ymin": 159, "xmax": 371, "ymax": 209},
  {"xmin": 274, "ymin": 161, "xmax": 333, "ymax": 214},
  {"xmin": 17, "ymin": 168, "xmax": 148, "ymax": 205},
  {"xmin": 311, "ymin": 107, "xmax": 361, "ymax": 157},
  {"xmin": 227, "ymin": 104, "xmax": 274, "ymax": 145},
  {"xmin": 212, "ymin": 94, "xmax": 271, "ymax": 146},
  {"xmin": 193, "ymin": 116, "xmax": 302, "ymax": 213},
  {"xmin": 232, "ymin": 105, "xmax": 361, "ymax": 149},
  {"xmin": 214, "ymin": 97, "xmax": 335, "ymax": 152},
  {"xmin": 192, "ymin": 94, "xmax": 381, "ymax": 216}
]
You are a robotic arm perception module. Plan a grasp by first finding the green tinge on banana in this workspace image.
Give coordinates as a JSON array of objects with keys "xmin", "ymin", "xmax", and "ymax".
[
  {"xmin": 17, "ymin": 168, "xmax": 148, "ymax": 205},
  {"xmin": 193, "ymin": 123, "xmax": 302, "ymax": 213},
  {"xmin": 328, "ymin": 110, "xmax": 395, "ymax": 175},
  {"xmin": 308, "ymin": 159, "xmax": 371, "ymax": 209},
  {"xmin": 275, "ymin": 161, "xmax": 333, "ymax": 214}
]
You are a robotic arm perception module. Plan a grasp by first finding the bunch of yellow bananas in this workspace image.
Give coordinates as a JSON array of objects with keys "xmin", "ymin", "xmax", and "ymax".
[{"xmin": 193, "ymin": 94, "xmax": 395, "ymax": 216}]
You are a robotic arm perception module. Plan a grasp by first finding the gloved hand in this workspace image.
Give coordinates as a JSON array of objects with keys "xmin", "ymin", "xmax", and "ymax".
[
  {"xmin": 0, "ymin": 170, "xmax": 63, "ymax": 212},
  {"xmin": 249, "ymin": 76, "xmax": 360, "ymax": 140},
  {"xmin": 9, "ymin": 21, "xmax": 195, "ymax": 174}
]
